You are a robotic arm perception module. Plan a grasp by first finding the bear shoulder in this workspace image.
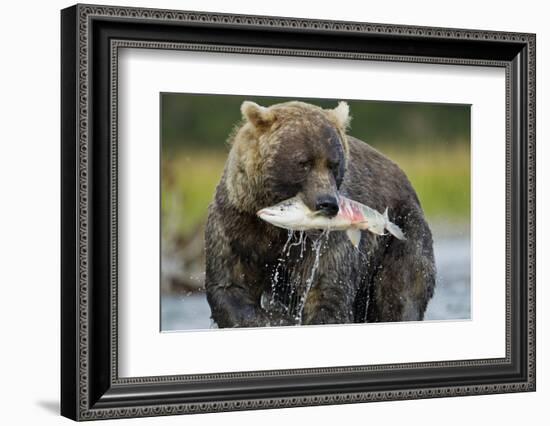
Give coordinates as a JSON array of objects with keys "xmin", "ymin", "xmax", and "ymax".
[{"xmin": 343, "ymin": 135, "xmax": 421, "ymax": 212}]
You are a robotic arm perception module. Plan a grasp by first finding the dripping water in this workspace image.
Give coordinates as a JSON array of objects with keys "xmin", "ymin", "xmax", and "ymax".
[
  {"xmin": 268, "ymin": 230, "xmax": 294, "ymax": 311},
  {"xmin": 358, "ymin": 247, "xmax": 371, "ymax": 322},
  {"xmin": 299, "ymin": 231, "xmax": 307, "ymax": 259},
  {"xmin": 295, "ymin": 230, "xmax": 330, "ymax": 323},
  {"xmin": 281, "ymin": 229, "xmax": 294, "ymax": 255},
  {"xmin": 273, "ymin": 230, "xmax": 304, "ymax": 316},
  {"xmin": 287, "ymin": 230, "xmax": 304, "ymax": 253},
  {"xmin": 265, "ymin": 229, "xmax": 333, "ymax": 325}
]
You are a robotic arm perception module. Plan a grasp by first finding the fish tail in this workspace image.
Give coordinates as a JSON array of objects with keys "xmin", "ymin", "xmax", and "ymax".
[{"xmin": 384, "ymin": 208, "xmax": 406, "ymax": 240}]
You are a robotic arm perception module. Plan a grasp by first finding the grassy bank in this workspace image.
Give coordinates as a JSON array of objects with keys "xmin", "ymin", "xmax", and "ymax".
[{"xmin": 381, "ymin": 144, "xmax": 470, "ymax": 223}]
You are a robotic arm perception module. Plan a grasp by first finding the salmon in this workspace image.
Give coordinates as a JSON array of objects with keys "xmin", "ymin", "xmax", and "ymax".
[{"xmin": 257, "ymin": 195, "xmax": 405, "ymax": 248}]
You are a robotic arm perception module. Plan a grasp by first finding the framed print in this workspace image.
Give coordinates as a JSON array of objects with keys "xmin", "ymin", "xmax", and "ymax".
[{"xmin": 60, "ymin": 4, "xmax": 536, "ymax": 421}]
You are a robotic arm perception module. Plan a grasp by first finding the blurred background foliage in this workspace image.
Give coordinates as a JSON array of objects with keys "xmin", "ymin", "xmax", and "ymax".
[
  {"xmin": 163, "ymin": 94, "xmax": 470, "ymax": 151},
  {"xmin": 160, "ymin": 93, "xmax": 470, "ymax": 292}
]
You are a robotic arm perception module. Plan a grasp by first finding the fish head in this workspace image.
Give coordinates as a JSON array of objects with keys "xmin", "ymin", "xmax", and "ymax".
[{"xmin": 257, "ymin": 197, "xmax": 310, "ymax": 230}]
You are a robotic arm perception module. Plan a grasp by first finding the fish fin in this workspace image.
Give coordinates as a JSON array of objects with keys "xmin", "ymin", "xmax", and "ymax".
[
  {"xmin": 383, "ymin": 208, "xmax": 406, "ymax": 240},
  {"xmin": 346, "ymin": 228, "xmax": 362, "ymax": 248},
  {"xmin": 386, "ymin": 222, "xmax": 406, "ymax": 240}
]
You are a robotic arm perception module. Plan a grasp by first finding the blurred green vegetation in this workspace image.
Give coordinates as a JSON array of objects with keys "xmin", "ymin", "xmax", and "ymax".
[
  {"xmin": 161, "ymin": 94, "xmax": 470, "ymax": 239},
  {"xmin": 384, "ymin": 145, "xmax": 470, "ymax": 221},
  {"xmin": 162, "ymin": 152, "xmax": 227, "ymax": 238}
]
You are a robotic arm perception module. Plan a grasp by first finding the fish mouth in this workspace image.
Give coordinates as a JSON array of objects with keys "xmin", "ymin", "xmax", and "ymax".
[{"xmin": 257, "ymin": 209, "xmax": 275, "ymax": 217}]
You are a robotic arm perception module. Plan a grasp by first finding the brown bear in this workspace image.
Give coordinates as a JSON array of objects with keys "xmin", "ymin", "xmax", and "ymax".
[{"xmin": 205, "ymin": 100, "xmax": 435, "ymax": 328}]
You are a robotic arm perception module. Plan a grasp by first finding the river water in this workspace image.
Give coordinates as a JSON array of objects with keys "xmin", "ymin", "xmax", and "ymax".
[{"xmin": 161, "ymin": 236, "xmax": 471, "ymax": 331}]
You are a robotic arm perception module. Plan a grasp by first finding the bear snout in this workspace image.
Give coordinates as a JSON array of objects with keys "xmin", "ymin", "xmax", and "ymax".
[{"xmin": 315, "ymin": 194, "xmax": 339, "ymax": 217}]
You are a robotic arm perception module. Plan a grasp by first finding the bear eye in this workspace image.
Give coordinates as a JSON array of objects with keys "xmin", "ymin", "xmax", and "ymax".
[{"xmin": 298, "ymin": 159, "xmax": 312, "ymax": 171}]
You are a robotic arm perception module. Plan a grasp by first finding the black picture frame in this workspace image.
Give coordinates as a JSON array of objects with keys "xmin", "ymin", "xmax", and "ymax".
[{"xmin": 61, "ymin": 3, "xmax": 536, "ymax": 421}]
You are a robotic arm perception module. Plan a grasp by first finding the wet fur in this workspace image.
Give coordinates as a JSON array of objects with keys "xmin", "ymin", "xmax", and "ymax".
[{"xmin": 205, "ymin": 101, "xmax": 435, "ymax": 327}]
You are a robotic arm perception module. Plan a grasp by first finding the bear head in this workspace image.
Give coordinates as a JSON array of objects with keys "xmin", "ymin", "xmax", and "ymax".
[{"xmin": 225, "ymin": 100, "xmax": 351, "ymax": 216}]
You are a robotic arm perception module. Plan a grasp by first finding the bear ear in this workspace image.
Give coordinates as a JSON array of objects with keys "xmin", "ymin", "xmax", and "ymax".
[
  {"xmin": 241, "ymin": 101, "xmax": 276, "ymax": 129},
  {"xmin": 328, "ymin": 101, "xmax": 351, "ymax": 130}
]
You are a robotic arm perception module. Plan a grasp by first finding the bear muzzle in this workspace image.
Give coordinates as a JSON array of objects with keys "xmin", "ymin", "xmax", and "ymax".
[{"xmin": 315, "ymin": 194, "xmax": 339, "ymax": 217}]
